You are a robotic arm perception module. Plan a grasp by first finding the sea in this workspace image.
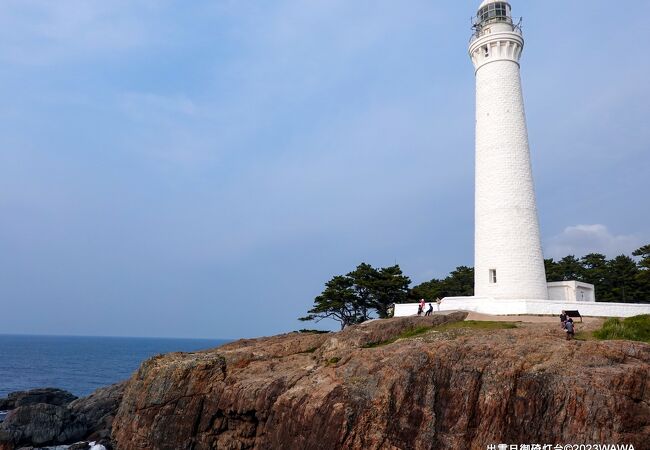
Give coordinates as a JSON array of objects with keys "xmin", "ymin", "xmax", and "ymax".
[{"xmin": 0, "ymin": 334, "xmax": 230, "ymax": 399}]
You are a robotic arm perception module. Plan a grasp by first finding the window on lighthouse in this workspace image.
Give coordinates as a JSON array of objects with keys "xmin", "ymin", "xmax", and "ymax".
[
  {"xmin": 489, "ymin": 269, "xmax": 497, "ymax": 284},
  {"xmin": 478, "ymin": 2, "xmax": 510, "ymax": 23}
]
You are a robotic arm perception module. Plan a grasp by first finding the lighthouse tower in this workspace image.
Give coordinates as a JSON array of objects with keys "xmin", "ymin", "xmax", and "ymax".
[
  {"xmin": 393, "ymin": 0, "xmax": 650, "ymax": 318},
  {"xmin": 469, "ymin": 0, "xmax": 548, "ymax": 301}
]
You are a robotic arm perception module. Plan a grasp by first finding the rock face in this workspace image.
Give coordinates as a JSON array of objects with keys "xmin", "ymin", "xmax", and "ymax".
[
  {"xmin": 0, "ymin": 383, "xmax": 125, "ymax": 450},
  {"xmin": 111, "ymin": 314, "xmax": 650, "ymax": 450},
  {"xmin": 68, "ymin": 382, "xmax": 125, "ymax": 443},
  {"xmin": 0, "ymin": 389, "xmax": 77, "ymax": 411},
  {"xmin": 0, "ymin": 403, "xmax": 84, "ymax": 446}
]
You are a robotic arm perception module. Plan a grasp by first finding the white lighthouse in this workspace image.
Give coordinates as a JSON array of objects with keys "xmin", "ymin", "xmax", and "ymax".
[
  {"xmin": 393, "ymin": 1, "xmax": 650, "ymax": 318},
  {"xmin": 469, "ymin": 0, "xmax": 548, "ymax": 301}
]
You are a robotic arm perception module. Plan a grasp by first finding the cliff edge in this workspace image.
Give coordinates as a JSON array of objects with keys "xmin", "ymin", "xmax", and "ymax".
[{"xmin": 112, "ymin": 313, "xmax": 650, "ymax": 450}]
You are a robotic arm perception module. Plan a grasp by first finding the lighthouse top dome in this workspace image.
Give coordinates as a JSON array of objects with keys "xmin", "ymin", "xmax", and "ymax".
[
  {"xmin": 478, "ymin": 0, "xmax": 502, "ymax": 9},
  {"xmin": 478, "ymin": 0, "xmax": 510, "ymax": 9},
  {"xmin": 475, "ymin": 0, "xmax": 512, "ymax": 26}
]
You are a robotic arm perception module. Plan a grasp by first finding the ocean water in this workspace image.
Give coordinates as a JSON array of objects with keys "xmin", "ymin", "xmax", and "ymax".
[{"xmin": 0, "ymin": 335, "xmax": 229, "ymax": 398}]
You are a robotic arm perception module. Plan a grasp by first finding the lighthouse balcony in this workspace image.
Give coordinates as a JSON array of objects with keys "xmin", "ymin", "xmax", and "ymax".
[
  {"xmin": 469, "ymin": 33, "xmax": 524, "ymax": 70},
  {"xmin": 470, "ymin": 0, "xmax": 520, "ymax": 42},
  {"xmin": 470, "ymin": 19, "xmax": 522, "ymax": 44}
]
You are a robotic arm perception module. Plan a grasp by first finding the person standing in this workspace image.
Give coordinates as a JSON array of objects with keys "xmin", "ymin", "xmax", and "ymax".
[
  {"xmin": 418, "ymin": 298, "xmax": 425, "ymax": 316},
  {"xmin": 560, "ymin": 311, "xmax": 567, "ymax": 329}
]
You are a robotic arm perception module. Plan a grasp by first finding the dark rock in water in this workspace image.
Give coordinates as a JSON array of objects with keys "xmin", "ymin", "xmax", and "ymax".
[
  {"xmin": 0, "ymin": 400, "xmax": 11, "ymax": 411},
  {"xmin": 0, "ymin": 403, "xmax": 85, "ymax": 446},
  {"xmin": 68, "ymin": 442, "xmax": 91, "ymax": 450},
  {"xmin": 0, "ymin": 389, "xmax": 77, "ymax": 411},
  {"xmin": 16, "ymin": 447, "xmax": 75, "ymax": 450},
  {"xmin": 0, "ymin": 383, "xmax": 125, "ymax": 450},
  {"xmin": 68, "ymin": 383, "xmax": 125, "ymax": 442}
]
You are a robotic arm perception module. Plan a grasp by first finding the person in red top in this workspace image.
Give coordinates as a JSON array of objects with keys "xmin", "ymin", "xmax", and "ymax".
[{"xmin": 418, "ymin": 298, "xmax": 425, "ymax": 316}]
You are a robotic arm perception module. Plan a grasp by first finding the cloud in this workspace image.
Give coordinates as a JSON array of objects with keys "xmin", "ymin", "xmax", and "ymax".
[{"xmin": 544, "ymin": 224, "xmax": 645, "ymax": 259}]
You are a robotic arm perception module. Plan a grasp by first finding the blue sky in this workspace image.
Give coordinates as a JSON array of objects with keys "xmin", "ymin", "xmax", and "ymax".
[{"xmin": 0, "ymin": 1, "xmax": 648, "ymax": 339}]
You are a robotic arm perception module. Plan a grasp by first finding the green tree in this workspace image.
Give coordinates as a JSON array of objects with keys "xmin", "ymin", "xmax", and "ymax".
[
  {"xmin": 299, "ymin": 275, "xmax": 365, "ymax": 330},
  {"xmin": 633, "ymin": 245, "xmax": 650, "ymax": 268},
  {"xmin": 301, "ymin": 263, "xmax": 412, "ymax": 327},
  {"xmin": 581, "ymin": 253, "xmax": 608, "ymax": 282},
  {"xmin": 580, "ymin": 253, "xmax": 608, "ymax": 298},
  {"xmin": 409, "ymin": 278, "xmax": 445, "ymax": 301},
  {"xmin": 441, "ymin": 266, "xmax": 474, "ymax": 297},
  {"xmin": 347, "ymin": 263, "xmax": 379, "ymax": 321},
  {"xmin": 369, "ymin": 265, "xmax": 411, "ymax": 318},
  {"xmin": 556, "ymin": 255, "xmax": 584, "ymax": 281},
  {"xmin": 409, "ymin": 266, "xmax": 474, "ymax": 301},
  {"xmin": 605, "ymin": 255, "xmax": 640, "ymax": 303},
  {"xmin": 632, "ymin": 245, "xmax": 650, "ymax": 301},
  {"xmin": 544, "ymin": 259, "xmax": 562, "ymax": 282}
]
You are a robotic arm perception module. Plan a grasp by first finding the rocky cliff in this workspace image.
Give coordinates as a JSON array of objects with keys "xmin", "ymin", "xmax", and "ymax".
[
  {"xmin": 0, "ymin": 384, "xmax": 124, "ymax": 450},
  {"xmin": 111, "ymin": 313, "xmax": 650, "ymax": 450}
]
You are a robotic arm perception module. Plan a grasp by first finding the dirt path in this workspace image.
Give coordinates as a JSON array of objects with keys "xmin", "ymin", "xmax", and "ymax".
[{"xmin": 463, "ymin": 311, "xmax": 605, "ymax": 332}]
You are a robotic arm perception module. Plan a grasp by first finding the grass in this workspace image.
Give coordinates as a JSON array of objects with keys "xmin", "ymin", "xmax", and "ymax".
[
  {"xmin": 398, "ymin": 325, "xmax": 436, "ymax": 339},
  {"xmin": 434, "ymin": 320, "xmax": 518, "ymax": 332},
  {"xmin": 363, "ymin": 326, "xmax": 434, "ymax": 348},
  {"xmin": 363, "ymin": 320, "xmax": 517, "ymax": 348},
  {"xmin": 592, "ymin": 315, "xmax": 650, "ymax": 343},
  {"xmin": 574, "ymin": 331, "xmax": 596, "ymax": 341}
]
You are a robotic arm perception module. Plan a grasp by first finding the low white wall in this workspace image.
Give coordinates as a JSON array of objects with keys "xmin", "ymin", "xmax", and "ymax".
[{"xmin": 393, "ymin": 297, "xmax": 650, "ymax": 318}]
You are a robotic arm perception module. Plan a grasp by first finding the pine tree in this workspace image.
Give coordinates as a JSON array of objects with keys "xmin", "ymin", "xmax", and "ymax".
[
  {"xmin": 606, "ymin": 255, "xmax": 640, "ymax": 303},
  {"xmin": 632, "ymin": 245, "xmax": 650, "ymax": 301},
  {"xmin": 299, "ymin": 275, "xmax": 364, "ymax": 330}
]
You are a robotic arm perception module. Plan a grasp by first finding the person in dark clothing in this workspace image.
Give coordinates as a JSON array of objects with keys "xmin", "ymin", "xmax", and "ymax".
[
  {"xmin": 565, "ymin": 317, "xmax": 575, "ymax": 340},
  {"xmin": 425, "ymin": 303, "xmax": 434, "ymax": 316},
  {"xmin": 560, "ymin": 311, "xmax": 568, "ymax": 329}
]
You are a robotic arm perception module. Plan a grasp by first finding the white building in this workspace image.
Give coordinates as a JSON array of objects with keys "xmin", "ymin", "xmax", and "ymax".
[
  {"xmin": 471, "ymin": 0, "xmax": 548, "ymax": 301},
  {"xmin": 547, "ymin": 281, "xmax": 595, "ymax": 303},
  {"xmin": 395, "ymin": 1, "xmax": 650, "ymax": 319}
]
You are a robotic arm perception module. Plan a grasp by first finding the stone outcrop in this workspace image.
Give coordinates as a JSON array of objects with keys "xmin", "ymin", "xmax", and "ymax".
[
  {"xmin": 68, "ymin": 383, "xmax": 125, "ymax": 443},
  {"xmin": 0, "ymin": 383, "xmax": 125, "ymax": 450},
  {"xmin": 0, "ymin": 403, "xmax": 85, "ymax": 446},
  {"xmin": 0, "ymin": 389, "xmax": 76, "ymax": 411},
  {"xmin": 111, "ymin": 314, "xmax": 650, "ymax": 450}
]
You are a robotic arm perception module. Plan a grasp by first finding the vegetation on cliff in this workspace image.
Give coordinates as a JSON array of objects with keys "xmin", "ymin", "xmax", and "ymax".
[
  {"xmin": 593, "ymin": 314, "xmax": 650, "ymax": 343},
  {"xmin": 363, "ymin": 320, "xmax": 518, "ymax": 348}
]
